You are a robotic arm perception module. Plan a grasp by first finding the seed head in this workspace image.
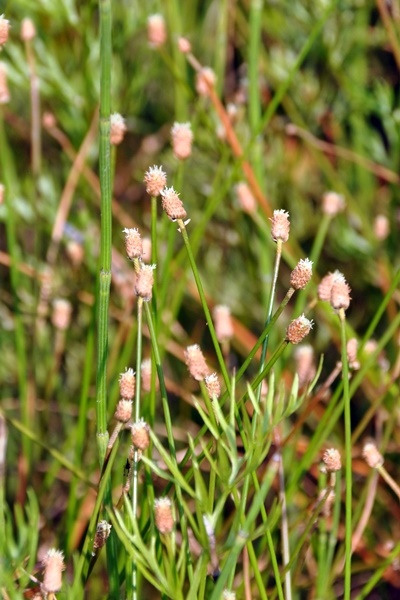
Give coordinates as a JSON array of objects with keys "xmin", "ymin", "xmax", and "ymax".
[
  {"xmin": 178, "ymin": 36, "xmax": 191, "ymax": 53},
  {"xmin": 270, "ymin": 209, "xmax": 290, "ymax": 243},
  {"xmin": 294, "ymin": 344, "xmax": 316, "ymax": 387},
  {"xmin": 235, "ymin": 182, "xmax": 256, "ymax": 214},
  {"xmin": 66, "ymin": 240, "xmax": 84, "ymax": 267},
  {"xmin": 322, "ymin": 191, "xmax": 345, "ymax": 216},
  {"xmin": 41, "ymin": 549, "xmax": 65, "ymax": 593},
  {"xmin": 131, "ymin": 419, "xmax": 150, "ymax": 451},
  {"xmin": 123, "ymin": 228, "xmax": 143, "ymax": 260},
  {"xmin": 286, "ymin": 314, "xmax": 313, "ymax": 344},
  {"xmin": 331, "ymin": 278, "xmax": 351, "ymax": 311},
  {"xmin": 196, "ymin": 67, "xmax": 216, "ymax": 97},
  {"xmin": 322, "ymin": 448, "xmax": 342, "ymax": 472},
  {"xmin": 51, "ymin": 299, "xmax": 72, "ymax": 331},
  {"xmin": 119, "ymin": 369, "xmax": 136, "ymax": 399},
  {"xmin": 114, "ymin": 399, "xmax": 133, "ymax": 423},
  {"xmin": 171, "ymin": 122, "xmax": 193, "ymax": 160},
  {"xmin": 317, "ymin": 270, "xmax": 345, "ymax": 302},
  {"xmin": 142, "ymin": 237, "xmax": 152, "ymax": 262},
  {"xmin": 42, "ymin": 112, "xmax": 57, "ymax": 129},
  {"xmin": 373, "ymin": 214, "xmax": 389, "ymax": 241},
  {"xmin": 141, "ymin": 358, "xmax": 154, "ymax": 392},
  {"xmin": 213, "ymin": 304, "xmax": 234, "ymax": 342},
  {"xmin": 93, "ymin": 520, "xmax": 112, "ymax": 553},
  {"xmin": 147, "ymin": 14, "xmax": 167, "ymax": 48},
  {"xmin": 290, "ymin": 258, "xmax": 313, "ymax": 290},
  {"xmin": 135, "ymin": 264, "xmax": 156, "ymax": 301},
  {"xmin": 184, "ymin": 344, "xmax": 210, "ymax": 381},
  {"xmin": 362, "ymin": 442, "xmax": 384, "ymax": 469},
  {"xmin": 160, "ymin": 186, "xmax": 187, "ymax": 221},
  {"xmin": 144, "ymin": 165, "xmax": 167, "ymax": 197},
  {"xmin": 0, "ymin": 16, "xmax": 10, "ymax": 46},
  {"xmin": 347, "ymin": 338, "xmax": 360, "ymax": 370},
  {"xmin": 110, "ymin": 113, "xmax": 127, "ymax": 145},
  {"xmin": 21, "ymin": 18, "xmax": 36, "ymax": 41},
  {"xmin": 154, "ymin": 497, "xmax": 174, "ymax": 534},
  {"xmin": 205, "ymin": 373, "xmax": 220, "ymax": 399}
]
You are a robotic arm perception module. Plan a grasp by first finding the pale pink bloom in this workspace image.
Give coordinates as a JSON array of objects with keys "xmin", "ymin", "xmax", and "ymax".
[
  {"xmin": 286, "ymin": 315, "xmax": 313, "ymax": 344},
  {"xmin": 160, "ymin": 186, "xmax": 187, "ymax": 221},
  {"xmin": 270, "ymin": 209, "xmax": 290, "ymax": 243},
  {"xmin": 110, "ymin": 113, "xmax": 127, "ymax": 145},
  {"xmin": 21, "ymin": 18, "xmax": 36, "ymax": 41},
  {"xmin": 144, "ymin": 165, "xmax": 167, "ymax": 197},
  {"xmin": 322, "ymin": 191, "xmax": 345, "ymax": 216},
  {"xmin": 171, "ymin": 122, "xmax": 193, "ymax": 160},
  {"xmin": 147, "ymin": 14, "xmax": 167, "ymax": 48},
  {"xmin": 290, "ymin": 258, "xmax": 313, "ymax": 290},
  {"xmin": 196, "ymin": 67, "xmax": 216, "ymax": 97},
  {"xmin": 154, "ymin": 497, "xmax": 174, "ymax": 533},
  {"xmin": 184, "ymin": 344, "xmax": 210, "ymax": 381}
]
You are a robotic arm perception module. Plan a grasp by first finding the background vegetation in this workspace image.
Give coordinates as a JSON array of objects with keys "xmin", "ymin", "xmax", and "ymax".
[{"xmin": 0, "ymin": 0, "xmax": 399, "ymax": 598}]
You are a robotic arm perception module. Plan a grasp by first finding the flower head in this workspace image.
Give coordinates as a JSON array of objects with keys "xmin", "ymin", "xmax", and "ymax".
[
  {"xmin": 363, "ymin": 442, "xmax": 384, "ymax": 469},
  {"xmin": 196, "ymin": 67, "xmax": 216, "ymax": 97},
  {"xmin": 110, "ymin": 113, "xmax": 127, "ymax": 145},
  {"xmin": 93, "ymin": 521, "xmax": 112, "ymax": 553},
  {"xmin": 322, "ymin": 448, "xmax": 342, "ymax": 472},
  {"xmin": 135, "ymin": 264, "xmax": 156, "ymax": 301},
  {"xmin": 322, "ymin": 191, "xmax": 345, "ymax": 216},
  {"xmin": 119, "ymin": 368, "xmax": 136, "ymax": 400},
  {"xmin": 154, "ymin": 497, "xmax": 174, "ymax": 533},
  {"xmin": 286, "ymin": 314, "xmax": 313, "ymax": 344},
  {"xmin": 0, "ymin": 16, "xmax": 10, "ymax": 46},
  {"xmin": 21, "ymin": 18, "xmax": 36, "ymax": 41},
  {"xmin": 184, "ymin": 344, "xmax": 210, "ymax": 381},
  {"xmin": 270, "ymin": 210, "xmax": 290, "ymax": 243},
  {"xmin": 235, "ymin": 182, "xmax": 256, "ymax": 214},
  {"xmin": 294, "ymin": 345, "xmax": 316, "ymax": 387},
  {"xmin": 331, "ymin": 278, "xmax": 351, "ymax": 311},
  {"xmin": 171, "ymin": 122, "xmax": 193, "ymax": 160},
  {"xmin": 160, "ymin": 186, "xmax": 187, "ymax": 221},
  {"xmin": 114, "ymin": 399, "xmax": 133, "ymax": 423},
  {"xmin": 144, "ymin": 165, "xmax": 167, "ymax": 197},
  {"xmin": 131, "ymin": 419, "xmax": 150, "ymax": 450},
  {"xmin": 51, "ymin": 299, "xmax": 72, "ymax": 331},
  {"xmin": 213, "ymin": 305, "xmax": 234, "ymax": 342},
  {"xmin": 178, "ymin": 37, "xmax": 191, "ymax": 53},
  {"xmin": 290, "ymin": 258, "xmax": 313, "ymax": 290},
  {"xmin": 123, "ymin": 228, "xmax": 143, "ymax": 260},
  {"xmin": 42, "ymin": 549, "xmax": 65, "ymax": 593},
  {"xmin": 147, "ymin": 14, "xmax": 167, "ymax": 48},
  {"xmin": 205, "ymin": 373, "xmax": 220, "ymax": 399}
]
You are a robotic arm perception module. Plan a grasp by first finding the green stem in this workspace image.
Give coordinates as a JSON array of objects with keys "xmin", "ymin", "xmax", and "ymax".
[
  {"xmin": 177, "ymin": 220, "xmax": 231, "ymax": 393},
  {"xmin": 144, "ymin": 302, "xmax": 194, "ymax": 584},
  {"xmin": 339, "ymin": 309, "xmax": 352, "ymax": 600},
  {"xmin": 130, "ymin": 297, "xmax": 144, "ymax": 600},
  {"xmin": 258, "ymin": 239, "xmax": 283, "ymax": 400},
  {"xmin": 97, "ymin": 1, "xmax": 119, "ymax": 596}
]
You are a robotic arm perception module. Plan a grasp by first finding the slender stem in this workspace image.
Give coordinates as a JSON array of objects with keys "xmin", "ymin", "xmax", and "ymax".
[
  {"xmin": 97, "ymin": 1, "xmax": 119, "ymax": 596},
  {"xmin": 177, "ymin": 220, "xmax": 231, "ymax": 393},
  {"xmin": 278, "ymin": 452, "xmax": 292, "ymax": 600},
  {"xmin": 130, "ymin": 297, "xmax": 144, "ymax": 600},
  {"xmin": 144, "ymin": 302, "xmax": 194, "ymax": 584},
  {"xmin": 339, "ymin": 308, "xmax": 352, "ymax": 600},
  {"xmin": 258, "ymin": 239, "xmax": 283, "ymax": 399}
]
